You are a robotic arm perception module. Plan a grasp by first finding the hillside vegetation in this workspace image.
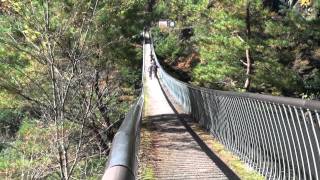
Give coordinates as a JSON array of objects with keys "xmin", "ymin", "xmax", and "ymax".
[
  {"xmin": 152, "ymin": 0, "xmax": 320, "ymax": 99},
  {"xmin": 0, "ymin": 0, "xmax": 148, "ymax": 179}
]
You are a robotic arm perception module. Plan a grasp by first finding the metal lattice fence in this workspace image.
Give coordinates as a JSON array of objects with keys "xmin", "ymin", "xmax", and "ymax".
[{"xmin": 150, "ymin": 34, "xmax": 320, "ymax": 179}]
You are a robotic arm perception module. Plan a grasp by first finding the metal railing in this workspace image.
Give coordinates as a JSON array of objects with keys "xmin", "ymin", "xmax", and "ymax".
[
  {"xmin": 102, "ymin": 31, "xmax": 148, "ymax": 180},
  {"xmin": 150, "ymin": 34, "xmax": 320, "ymax": 179},
  {"xmin": 102, "ymin": 95, "xmax": 144, "ymax": 180}
]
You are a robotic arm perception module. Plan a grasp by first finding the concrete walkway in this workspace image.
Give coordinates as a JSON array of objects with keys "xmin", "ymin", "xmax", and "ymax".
[{"xmin": 141, "ymin": 43, "xmax": 236, "ymax": 180}]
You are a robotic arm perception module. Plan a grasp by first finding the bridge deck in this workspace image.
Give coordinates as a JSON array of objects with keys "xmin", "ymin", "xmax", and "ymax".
[{"xmin": 139, "ymin": 44, "xmax": 238, "ymax": 180}]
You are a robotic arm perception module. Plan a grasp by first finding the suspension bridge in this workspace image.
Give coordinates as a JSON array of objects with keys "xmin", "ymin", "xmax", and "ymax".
[{"xmin": 102, "ymin": 31, "xmax": 320, "ymax": 180}]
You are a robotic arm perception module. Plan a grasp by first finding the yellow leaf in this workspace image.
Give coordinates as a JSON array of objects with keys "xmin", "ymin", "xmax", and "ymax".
[{"xmin": 300, "ymin": 0, "xmax": 312, "ymax": 7}]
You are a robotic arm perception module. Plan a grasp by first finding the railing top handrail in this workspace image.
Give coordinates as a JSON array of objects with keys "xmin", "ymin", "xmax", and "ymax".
[
  {"xmin": 148, "ymin": 32, "xmax": 320, "ymax": 111},
  {"xmin": 102, "ymin": 95, "xmax": 144, "ymax": 180},
  {"xmin": 103, "ymin": 31, "xmax": 149, "ymax": 180}
]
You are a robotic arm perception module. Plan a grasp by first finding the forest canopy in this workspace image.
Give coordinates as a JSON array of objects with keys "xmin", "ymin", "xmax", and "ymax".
[
  {"xmin": 0, "ymin": 0, "xmax": 147, "ymax": 179},
  {"xmin": 152, "ymin": 0, "xmax": 320, "ymax": 99}
]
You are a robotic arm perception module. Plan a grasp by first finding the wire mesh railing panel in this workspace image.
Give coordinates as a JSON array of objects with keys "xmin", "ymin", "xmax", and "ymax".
[{"xmin": 149, "ymin": 34, "xmax": 320, "ymax": 179}]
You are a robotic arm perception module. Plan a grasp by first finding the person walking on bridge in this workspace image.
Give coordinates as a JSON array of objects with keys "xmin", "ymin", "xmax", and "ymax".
[
  {"xmin": 150, "ymin": 52, "xmax": 155, "ymax": 62},
  {"xmin": 149, "ymin": 59, "xmax": 158, "ymax": 79},
  {"xmin": 153, "ymin": 60, "xmax": 158, "ymax": 78}
]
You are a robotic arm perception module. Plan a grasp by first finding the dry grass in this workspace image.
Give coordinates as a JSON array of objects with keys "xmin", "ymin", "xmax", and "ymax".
[
  {"xmin": 190, "ymin": 124, "xmax": 264, "ymax": 180},
  {"xmin": 138, "ymin": 118, "xmax": 155, "ymax": 180},
  {"xmin": 138, "ymin": 88, "xmax": 155, "ymax": 180}
]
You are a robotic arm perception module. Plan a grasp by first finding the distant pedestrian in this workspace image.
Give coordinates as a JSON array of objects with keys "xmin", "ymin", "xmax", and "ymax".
[
  {"xmin": 152, "ymin": 61, "xmax": 158, "ymax": 78},
  {"xmin": 148, "ymin": 63, "xmax": 153, "ymax": 79},
  {"xmin": 150, "ymin": 53, "xmax": 155, "ymax": 62},
  {"xmin": 149, "ymin": 60, "xmax": 158, "ymax": 79}
]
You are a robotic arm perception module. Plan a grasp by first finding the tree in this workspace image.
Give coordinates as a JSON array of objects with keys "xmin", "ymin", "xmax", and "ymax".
[
  {"xmin": 0, "ymin": 0, "xmax": 145, "ymax": 178},
  {"xmin": 152, "ymin": 0, "xmax": 319, "ymax": 97},
  {"xmin": 244, "ymin": 0, "xmax": 254, "ymax": 91}
]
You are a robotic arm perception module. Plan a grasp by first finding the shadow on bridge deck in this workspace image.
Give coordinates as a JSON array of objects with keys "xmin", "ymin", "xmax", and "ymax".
[
  {"xmin": 139, "ymin": 76, "xmax": 240, "ymax": 179},
  {"xmin": 147, "ymin": 112, "xmax": 240, "ymax": 177}
]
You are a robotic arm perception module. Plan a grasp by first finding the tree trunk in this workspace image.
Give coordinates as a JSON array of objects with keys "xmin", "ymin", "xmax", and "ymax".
[
  {"xmin": 244, "ymin": 49, "xmax": 252, "ymax": 90},
  {"xmin": 94, "ymin": 71, "xmax": 111, "ymax": 127},
  {"xmin": 147, "ymin": 0, "xmax": 155, "ymax": 13},
  {"xmin": 94, "ymin": 71, "xmax": 115, "ymax": 145},
  {"xmin": 90, "ymin": 120, "xmax": 109, "ymax": 152},
  {"xmin": 244, "ymin": 1, "xmax": 253, "ymax": 91}
]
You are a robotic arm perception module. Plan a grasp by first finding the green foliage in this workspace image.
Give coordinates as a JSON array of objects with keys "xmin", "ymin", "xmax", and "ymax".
[
  {"xmin": 153, "ymin": 0, "xmax": 320, "ymax": 97},
  {"xmin": 189, "ymin": 1, "xmax": 248, "ymax": 89},
  {"xmin": 154, "ymin": 0, "xmax": 208, "ymax": 26},
  {"xmin": 120, "ymin": 66, "xmax": 141, "ymax": 87},
  {"xmin": 71, "ymin": 156, "xmax": 107, "ymax": 179},
  {"xmin": 0, "ymin": 0, "xmax": 146, "ymax": 179},
  {"xmin": 0, "ymin": 118, "xmax": 109, "ymax": 179},
  {"xmin": 152, "ymin": 28, "xmax": 183, "ymax": 63},
  {"xmin": 193, "ymin": 61, "xmax": 242, "ymax": 89},
  {"xmin": 304, "ymin": 70, "xmax": 320, "ymax": 95},
  {"xmin": 0, "ymin": 120, "xmax": 54, "ymax": 177},
  {"xmin": 0, "ymin": 108, "xmax": 22, "ymax": 141},
  {"xmin": 253, "ymin": 60, "xmax": 303, "ymax": 95}
]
